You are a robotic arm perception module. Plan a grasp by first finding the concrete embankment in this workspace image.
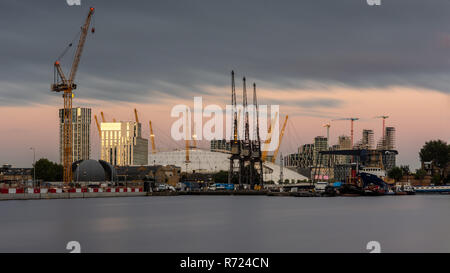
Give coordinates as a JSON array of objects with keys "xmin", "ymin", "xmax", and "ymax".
[
  {"xmin": 0, "ymin": 191, "xmax": 146, "ymax": 201},
  {"xmin": 1, "ymin": 190, "xmax": 320, "ymax": 201},
  {"xmin": 146, "ymin": 190, "xmax": 269, "ymax": 196}
]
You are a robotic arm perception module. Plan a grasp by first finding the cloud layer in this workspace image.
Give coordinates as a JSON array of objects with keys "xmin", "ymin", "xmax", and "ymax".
[{"xmin": 2, "ymin": 0, "xmax": 450, "ymax": 106}]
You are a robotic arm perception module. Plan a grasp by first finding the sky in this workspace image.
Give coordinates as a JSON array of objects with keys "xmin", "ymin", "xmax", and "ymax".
[{"xmin": 0, "ymin": 0, "xmax": 449, "ymax": 170}]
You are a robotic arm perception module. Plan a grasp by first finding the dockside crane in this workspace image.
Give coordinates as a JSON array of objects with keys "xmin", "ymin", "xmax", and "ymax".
[
  {"xmin": 241, "ymin": 77, "xmax": 252, "ymax": 184},
  {"xmin": 228, "ymin": 70, "xmax": 241, "ymax": 184},
  {"xmin": 252, "ymin": 83, "xmax": 263, "ymax": 187},
  {"xmin": 271, "ymin": 115, "xmax": 288, "ymax": 163},
  {"xmin": 51, "ymin": 7, "xmax": 95, "ymax": 183}
]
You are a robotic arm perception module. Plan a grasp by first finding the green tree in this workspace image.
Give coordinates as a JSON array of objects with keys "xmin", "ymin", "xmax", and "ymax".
[
  {"xmin": 414, "ymin": 169, "xmax": 427, "ymax": 180},
  {"xmin": 431, "ymin": 174, "xmax": 442, "ymax": 185},
  {"xmin": 419, "ymin": 140, "xmax": 450, "ymax": 182},
  {"xmin": 388, "ymin": 166, "xmax": 403, "ymax": 182},
  {"xmin": 33, "ymin": 158, "xmax": 63, "ymax": 182}
]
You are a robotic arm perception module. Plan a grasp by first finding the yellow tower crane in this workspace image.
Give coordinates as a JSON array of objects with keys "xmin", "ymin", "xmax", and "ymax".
[
  {"xmin": 134, "ymin": 108, "xmax": 139, "ymax": 123},
  {"xmin": 149, "ymin": 121, "xmax": 156, "ymax": 154},
  {"xmin": 100, "ymin": 111, "xmax": 106, "ymax": 122},
  {"xmin": 185, "ymin": 109, "xmax": 190, "ymax": 163},
  {"xmin": 271, "ymin": 115, "xmax": 288, "ymax": 163},
  {"xmin": 94, "ymin": 114, "xmax": 101, "ymax": 137},
  {"xmin": 51, "ymin": 7, "xmax": 95, "ymax": 183},
  {"xmin": 261, "ymin": 112, "xmax": 278, "ymax": 161}
]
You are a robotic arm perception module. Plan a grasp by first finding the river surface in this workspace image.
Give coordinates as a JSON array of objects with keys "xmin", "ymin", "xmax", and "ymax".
[{"xmin": 0, "ymin": 195, "xmax": 449, "ymax": 252}]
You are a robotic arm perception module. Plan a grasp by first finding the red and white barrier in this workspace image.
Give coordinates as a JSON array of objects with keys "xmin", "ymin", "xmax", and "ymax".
[{"xmin": 1, "ymin": 187, "xmax": 143, "ymax": 194}]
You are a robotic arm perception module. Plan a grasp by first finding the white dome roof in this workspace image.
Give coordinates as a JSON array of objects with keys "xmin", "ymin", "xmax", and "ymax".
[{"xmin": 148, "ymin": 149, "xmax": 308, "ymax": 183}]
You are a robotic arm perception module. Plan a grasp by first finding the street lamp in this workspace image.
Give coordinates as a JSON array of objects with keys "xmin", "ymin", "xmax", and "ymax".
[{"xmin": 30, "ymin": 147, "xmax": 36, "ymax": 188}]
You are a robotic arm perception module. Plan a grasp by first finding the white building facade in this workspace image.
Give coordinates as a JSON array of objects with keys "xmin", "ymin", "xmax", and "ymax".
[{"xmin": 100, "ymin": 121, "xmax": 148, "ymax": 166}]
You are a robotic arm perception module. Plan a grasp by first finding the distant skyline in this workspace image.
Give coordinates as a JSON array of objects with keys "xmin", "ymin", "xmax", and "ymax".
[{"xmin": 0, "ymin": 1, "xmax": 449, "ymax": 170}]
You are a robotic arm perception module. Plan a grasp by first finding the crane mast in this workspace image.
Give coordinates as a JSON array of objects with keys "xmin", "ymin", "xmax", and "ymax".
[
  {"xmin": 51, "ymin": 7, "xmax": 95, "ymax": 183},
  {"xmin": 94, "ymin": 114, "xmax": 101, "ymax": 137},
  {"xmin": 272, "ymin": 115, "xmax": 288, "ymax": 163},
  {"xmin": 332, "ymin": 117, "xmax": 359, "ymax": 148},
  {"xmin": 228, "ymin": 71, "xmax": 241, "ymax": 185},
  {"xmin": 149, "ymin": 121, "xmax": 156, "ymax": 154},
  {"xmin": 375, "ymin": 115, "xmax": 389, "ymax": 138},
  {"xmin": 134, "ymin": 108, "xmax": 139, "ymax": 123},
  {"xmin": 261, "ymin": 112, "xmax": 278, "ymax": 161},
  {"xmin": 252, "ymin": 83, "xmax": 263, "ymax": 186},
  {"xmin": 185, "ymin": 109, "xmax": 190, "ymax": 164}
]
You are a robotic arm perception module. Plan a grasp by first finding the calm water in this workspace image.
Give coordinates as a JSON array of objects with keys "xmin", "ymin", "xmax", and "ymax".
[{"xmin": 0, "ymin": 195, "xmax": 449, "ymax": 253}]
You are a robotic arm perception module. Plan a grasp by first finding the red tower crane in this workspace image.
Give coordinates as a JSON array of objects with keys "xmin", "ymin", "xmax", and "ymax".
[
  {"xmin": 333, "ymin": 117, "xmax": 359, "ymax": 148},
  {"xmin": 375, "ymin": 115, "xmax": 389, "ymax": 138}
]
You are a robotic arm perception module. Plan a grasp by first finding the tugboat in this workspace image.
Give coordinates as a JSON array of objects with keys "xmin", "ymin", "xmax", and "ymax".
[
  {"xmin": 360, "ymin": 172, "xmax": 388, "ymax": 196},
  {"xmin": 364, "ymin": 184, "xmax": 386, "ymax": 196}
]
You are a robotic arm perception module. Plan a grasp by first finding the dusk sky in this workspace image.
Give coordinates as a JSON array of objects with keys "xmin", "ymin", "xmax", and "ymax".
[{"xmin": 0, "ymin": 0, "xmax": 449, "ymax": 170}]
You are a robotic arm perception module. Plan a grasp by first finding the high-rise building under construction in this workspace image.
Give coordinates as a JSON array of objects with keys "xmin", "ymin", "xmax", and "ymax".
[
  {"xmin": 59, "ymin": 107, "xmax": 91, "ymax": 164},
  {"xmin": 376, "ymin": 126, "xmax": 396, "ymax": 171},
  {"xmin": 361, "ymin": 129, "xmax": 374, "ymax": 149},
  {"xmin": 337, "ymin": 135, "xmax": 351, "ymax": 164},
  {"xmin": 314, "ymin": 136, "xmax": 328, "ymax": 166}
]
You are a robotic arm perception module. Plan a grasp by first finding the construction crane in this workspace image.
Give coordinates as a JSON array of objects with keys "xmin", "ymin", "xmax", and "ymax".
[
  {"xmin": 94, "ymin": 114, "xmax": 101, "ymax": 137},
  {"xmin": 271, "ymin": 115, "xmax": 288, "ymax": 163},
  {"xmin": 134, "ymin": 108, "xmax": 139, "ymax": 123},
  {"xmin": 252, "ymin": 82, "xmax": 263, "ymax": 187},
  {"xmin": 228, "ymin": 70, "xmax": 241, "ymax": 184},
  {"xmin": 332, "ymin": 117, "xmax": 359, "ymax": 148},
  {"xmin": 51, "ymin": 7, "xmax": 95, "ymax": 183},
  {"xmin": 185, "ymin": 109, "xmax": 190, "ymax": 164},
  {"xmin": 192, "ymin": 133, "xmax": 197, "ymax": 148},
  {"xmin": 323, "ymin": 123, "xmax": 331, "ymax": 147},
  {"xmin": 149, "ymin": 121, "xmax": 156, "ymax": 154},
  {"xmin": 261, "ymin": 112, "xmax": 278, "ymax": 161},
  {"xmin": 237, "ymin": 109, "xmax": 242, "ymax": 135},
  {"xmin": 375, "ymin": 115, "xmax": 389, "ymax": 137},
  {"xmin": 100, "ymin": 111, "xmax": 106, "ymax": 122}
]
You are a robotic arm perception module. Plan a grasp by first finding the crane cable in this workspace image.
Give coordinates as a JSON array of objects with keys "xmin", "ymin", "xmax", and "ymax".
[{"xmin": 56, "ymin": 29, "xmax": 82, "ymax": 61}]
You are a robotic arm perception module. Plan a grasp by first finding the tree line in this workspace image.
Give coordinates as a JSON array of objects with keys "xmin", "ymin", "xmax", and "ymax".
[{"xmin": 388, "ymin": 139, "xmax": 449, "ymax": 184}]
